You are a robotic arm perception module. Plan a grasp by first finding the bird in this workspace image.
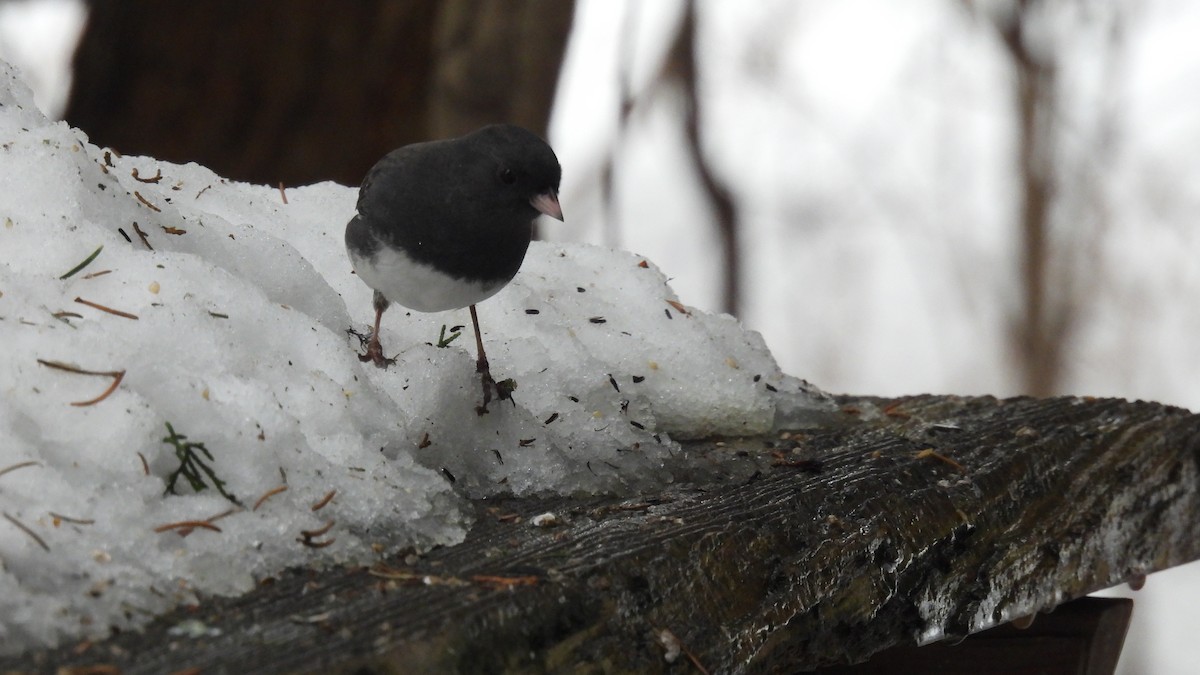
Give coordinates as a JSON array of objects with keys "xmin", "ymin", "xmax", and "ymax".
[{"xmin": 345, "ymin": 124, "xmax": 563, "ymax": 414}]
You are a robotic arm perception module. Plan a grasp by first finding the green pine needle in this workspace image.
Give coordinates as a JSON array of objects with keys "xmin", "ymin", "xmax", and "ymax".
[
  {"xmin": 162, "ymin": 422, "xmax": 239, "ymax": 504},
  {"xmin": 436, "ymin": 324, "xmax": 463, "ymax": 348},
  {"xmin": 59, "ymin": 245, "xmax": 103, "ymax": 280}
]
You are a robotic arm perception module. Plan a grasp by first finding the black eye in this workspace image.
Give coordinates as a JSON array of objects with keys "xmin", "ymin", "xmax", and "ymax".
[{"xmin": 498, "ymin": 168, "xmax": 517, "ymax": 185}]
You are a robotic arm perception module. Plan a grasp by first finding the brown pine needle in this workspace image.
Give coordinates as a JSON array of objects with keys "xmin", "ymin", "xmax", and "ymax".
[
  {"xmin": 253, "ymin": 484, "xmax": 288, "ymax": 511},
  {"xmin": 74, "ymin": 296, "xmax": 139, "ymax": 320},
  {"xmin": 296, "ymin": 518, "xmax": 337, "ymax": 549},
  {"xmin": 137, "ymin": 451, "xmax": 149, "ymax": 475},
  {"xmin": 278, "ymin": 182, "xmax": 288, "ymax": 204},
  {"xmin": 3, "ymin": 512, "xmax": 50, "ymax": 551},
  {"xmin": 310, "ymin": 489, "xmax": 336, "ymax": 511},
  {"xmin": 366, "ymin": 565, "xmax": 471, "ymax": 586},
  {"xmin": 914, "ymin": 448, "xmax": 966, "ymax": 472},
  {"xmin": 300, "ymin": 520, "xmax": 334, "ymax": 538},
  {"xmin": 153, "ymin": 520, "xmax": 222, "ymax": 534},
  {"xmin": 82, "ymin": 269, "xmax": 113, "ymax": 279},
  {"xmin": 70, "ymin": 370, "xmax": 125, "ymax": 407},
  {"xmin": 37, "ymin": 359, "xmax": 117, "ymax": 377},
  {"xmin": 48, "ymin": 512, "xmax": 95, "ymax": 525},
  {"xmin": 666, "ymin": 299, "xmax": 691, "ymax": 316},
  {"xmin": 470, "ymin": 574, "xmax": 540, "ymax": 589},
  {"xmin": 36, "ymin": 359, "xmax": 127, "ymax": 406},
  {"xmin": 134, "ymin": 190, "xmax": 161, "ymax": 212},
  {"xmin": 298, "ymin": 537, "xmax": 335, "ymax": 549},
  {"xmin": 0, "ymin": 460, "xmax": 40, "ymax": 479},
  {"xmin": 204, "ymin": 507, "xmax": 241, "ymax": 525}
]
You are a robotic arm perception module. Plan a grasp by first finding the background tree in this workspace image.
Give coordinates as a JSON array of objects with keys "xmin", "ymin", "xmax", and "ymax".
[
  {"xmin": 65, "ymin": 0, "xmax": 574, "ymax": 187},
  {"xmin": 963, "ymin": 0, "xmax": 1128, "ymax": 396}
]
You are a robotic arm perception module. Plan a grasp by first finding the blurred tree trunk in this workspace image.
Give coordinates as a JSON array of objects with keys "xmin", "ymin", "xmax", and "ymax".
[
  {"xmin": 967, "ymin": 0, "xmax": 1127, "ymax": 398},
  {"xmin": 65, "ymin": 0, "xmax": 574, "ymax": 188},
  {"xmin": 666, "ymin": 0, "xmax": 741, "ymax": 316},
  {"xmin": 995, "ymin": 0, "xmax": 1069, "ymax": 398},
  {"xmin": 429, "ymin": 0, "xmax": 573, "ymax": 140}
]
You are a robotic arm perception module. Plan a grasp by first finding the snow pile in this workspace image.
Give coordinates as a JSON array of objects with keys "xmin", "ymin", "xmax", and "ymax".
[{"xmin": 0, "ymin": 61, "xmax": 830, "ymax": 654}]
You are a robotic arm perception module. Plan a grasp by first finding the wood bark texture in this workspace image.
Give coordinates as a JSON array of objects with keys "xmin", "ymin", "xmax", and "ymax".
[
  {"xmin": 5, "ymin": 395, "xmax": 1198, "ymax": 673},
  {"xmin": 65, "ymin": 0, "xmax": 573, "ymax": 187}
]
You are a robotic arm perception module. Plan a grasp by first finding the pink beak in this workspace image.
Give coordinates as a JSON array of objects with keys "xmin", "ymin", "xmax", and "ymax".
[{"xmin": 531, "ymin": 191, "xmax": 564, "ymax": 221}]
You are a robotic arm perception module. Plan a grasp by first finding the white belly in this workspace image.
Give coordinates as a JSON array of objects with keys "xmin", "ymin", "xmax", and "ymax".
[{"xmin": 350, "ymin": 244, "xmax": 508, "ymax": 312}]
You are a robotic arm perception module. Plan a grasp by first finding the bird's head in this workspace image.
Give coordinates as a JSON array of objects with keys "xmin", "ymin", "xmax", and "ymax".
[{"xmin": 471, "ymin": 124, "xmax": 563, "ymax": 222}]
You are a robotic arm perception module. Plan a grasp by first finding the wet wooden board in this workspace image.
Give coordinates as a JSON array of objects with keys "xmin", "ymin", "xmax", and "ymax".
[{"xmin": 5, "ymin": 395, "xmax": 1198, "ymax": 674}]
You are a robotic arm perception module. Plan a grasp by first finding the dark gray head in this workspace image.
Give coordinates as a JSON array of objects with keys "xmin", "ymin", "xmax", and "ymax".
[
  {"xmin": 348, "ymin": 124, "xmax": 563, "ymax": 284},
  {"xmin": 459, "ymin": 124, "xmax": 563, "ymax": 222}
]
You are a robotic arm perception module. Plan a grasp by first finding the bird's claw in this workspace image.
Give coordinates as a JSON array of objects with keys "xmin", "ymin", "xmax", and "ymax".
[
  {"xmin": 360, "ymin": 339, "xmax": 395, "ymax": 369},
  {"xmin": 475, "ymin": 368, "xmax": 516, "ymax": 416}
]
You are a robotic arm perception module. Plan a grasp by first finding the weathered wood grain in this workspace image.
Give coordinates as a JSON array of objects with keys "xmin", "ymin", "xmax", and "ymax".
[{"xmin": 5, "ymin": 395, "xmax": 1198, "ymax": 674}]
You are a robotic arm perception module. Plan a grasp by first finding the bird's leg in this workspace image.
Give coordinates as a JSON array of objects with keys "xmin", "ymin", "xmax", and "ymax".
[
  {"xmin": 360, "ymin": 290, "xmax": 395, "ymax": 368},
  {"xmin": 470, "ymin": 304, "xmax": 516, "ymax": 415},
  {"xmin": 470, "ymin": 304, "xmax": 495, "ymax": 414}
]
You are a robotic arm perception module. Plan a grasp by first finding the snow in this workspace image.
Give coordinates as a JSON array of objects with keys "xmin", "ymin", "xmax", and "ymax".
[{"xmin": 0, "ymin": 62, "xmax": 831, "ymax": 654}]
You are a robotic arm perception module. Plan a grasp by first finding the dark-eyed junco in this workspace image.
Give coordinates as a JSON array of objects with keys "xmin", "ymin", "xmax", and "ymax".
[{"xmin": 345, "ymin": 124, "xmax": 563, "ymax": 413}]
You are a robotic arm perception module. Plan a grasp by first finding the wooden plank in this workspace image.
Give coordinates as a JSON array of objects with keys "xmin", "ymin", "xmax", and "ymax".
[
  {"xmin": 820, "ymin": 596, "xmax": 1133, "ymax": 674},
  {"xmin": 4, "ymin": 395, "xmax": 1197, "ymax": 674}
]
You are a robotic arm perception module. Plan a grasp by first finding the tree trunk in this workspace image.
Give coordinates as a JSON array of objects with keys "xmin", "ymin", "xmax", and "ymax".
[{"xmin": 65, "ymin": 0, "xmax": 573, "ymax": 188}]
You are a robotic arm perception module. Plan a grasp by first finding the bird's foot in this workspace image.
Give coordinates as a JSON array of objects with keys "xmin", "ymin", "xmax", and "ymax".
[
  {"xmin": 475, "ymin": 364, "xmax": 516, "ymax": 416},
  {"xmin": 359, "ymin": 338, "xmax": 395, "ymax": 369}
]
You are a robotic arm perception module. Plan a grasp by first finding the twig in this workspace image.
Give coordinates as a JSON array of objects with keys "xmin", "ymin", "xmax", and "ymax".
[
  {"xmin": 35, "ymin": 359, "xmax": 126, "ymax": 406},
  {"xmin": 132, "ymin": 221, "xmax": 153, "ymax": 250},
  {"xmin": 59, "ymin": 245, "xmax": 103, "ymax": 280},
  {"xmin": 74, "ymin": 297, "xmax": 139, "ymax": 320},
  {"xmin": 253, "ymin": 485, "xmax": 288, "ymax": 511},
  {"xmin": 3, "ymin": 512, "xmax": 50, "ymax": 551},
  {"xmin": 0, "ymin": 460, "xmax": 40, "ymax": 479},
  {"xmin": 278, "ymin": 182, "xmax": 288, "ymax": 204},
  {"xmin": 131, "ymin": 167, "xmax": 163, "ymax": 183}
]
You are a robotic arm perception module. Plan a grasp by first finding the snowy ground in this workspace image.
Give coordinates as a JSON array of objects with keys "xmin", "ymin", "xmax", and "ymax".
[{"xmin": 0, "ymin": 63, "xmax": 828, "ymax": 653}]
